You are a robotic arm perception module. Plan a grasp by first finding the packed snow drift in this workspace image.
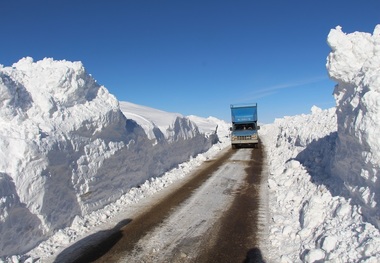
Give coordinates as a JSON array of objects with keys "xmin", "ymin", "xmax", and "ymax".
[
  {"xmin": 1, "ymin": 24, "xmax": 380, "ymax": 263},
  {"xmin": 261, "ymin": 24, "xmax": 380, "ymax": 262},
  {"xmin": 0, "ymin": 57, "xmax": 224, "ymax": 258},
  {"xmin": 327, "ymin": 25, "xmax": 380, "ymax": 229}
]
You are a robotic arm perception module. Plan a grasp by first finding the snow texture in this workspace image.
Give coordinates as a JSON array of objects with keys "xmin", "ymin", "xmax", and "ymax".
[
  {"xmin": 2, "ymin": 24, "xmax": 380, "ymax": 263},
  {"xmin": 260, "ymin": 24, "xmax": 380, "ymax": 262},
  {"xmin": 0, "ymin": 57, "xmax": 221, "ymax": 258},
  {"xmin": 327, "ymin": 25, "xmax": 380, "ymax": 228}
]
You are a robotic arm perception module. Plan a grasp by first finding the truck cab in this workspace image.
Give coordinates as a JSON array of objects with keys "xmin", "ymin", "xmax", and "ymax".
[{"xmin": 230, "ymin": 104, "xmax": 260, "ymax": 149}]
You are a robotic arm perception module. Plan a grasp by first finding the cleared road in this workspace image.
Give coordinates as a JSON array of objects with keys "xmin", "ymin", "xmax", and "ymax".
[{"xmin": 55, "ymin": 145, "xmax": 265, "ymax": 263}]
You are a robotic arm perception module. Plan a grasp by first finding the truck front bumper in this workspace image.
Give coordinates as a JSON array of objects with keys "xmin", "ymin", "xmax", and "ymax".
[
  {"xmin": 231, "ymin": 139, "xmax": 259, "ymax": 144},
  {"xmin": 231, "ymin": 134, "xmax": 259, "ymax": 145}
]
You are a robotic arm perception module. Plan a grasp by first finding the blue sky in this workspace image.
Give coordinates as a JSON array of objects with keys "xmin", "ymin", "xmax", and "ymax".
[{"xmin": 1, "ymin": 1, "xmax": 379, "ymax": 123}]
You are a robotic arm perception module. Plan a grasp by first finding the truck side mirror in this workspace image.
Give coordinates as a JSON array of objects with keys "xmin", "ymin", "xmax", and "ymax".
[
  {"xmin": 257, "ymin": 126, "xmax": 260, "ymax": 130},
  {"xmin": 229, "ymin": 127, "xmax": 232, "ymax": 131}
]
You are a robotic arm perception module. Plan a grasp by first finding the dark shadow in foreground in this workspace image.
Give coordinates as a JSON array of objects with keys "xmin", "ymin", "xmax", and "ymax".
[
  {"xmin": 243, "ymin": 247, "xmax": 266, "ymax": 263},
  {"xmin": 53, "ymin": 218, "xmax": 132, "ymax": 263}
]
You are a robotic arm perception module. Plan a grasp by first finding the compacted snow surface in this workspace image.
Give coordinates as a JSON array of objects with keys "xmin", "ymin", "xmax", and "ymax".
[{"xmin": 1, "ymin": 25, "xmax": 380, "ymax": 262}]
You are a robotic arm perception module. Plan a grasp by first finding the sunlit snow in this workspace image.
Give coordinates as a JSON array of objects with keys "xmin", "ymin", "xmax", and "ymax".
[{"xmin": 1, "ymin": 24, "xmax": 380, "ymax": 263}]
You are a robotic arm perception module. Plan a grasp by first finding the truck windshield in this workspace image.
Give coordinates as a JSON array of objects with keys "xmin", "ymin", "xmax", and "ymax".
[{"xmin": 234, "ymin": 123, "xmax": 255, "ymax": 130}]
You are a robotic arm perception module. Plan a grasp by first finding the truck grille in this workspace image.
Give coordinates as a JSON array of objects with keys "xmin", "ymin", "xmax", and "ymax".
[{"xmin": 237, "ymin": 135, "xmax": 251, "ymax": 140}]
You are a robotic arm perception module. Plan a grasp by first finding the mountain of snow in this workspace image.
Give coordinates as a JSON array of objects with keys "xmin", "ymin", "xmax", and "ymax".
[{"xmin": 0, "ymin": 57, "xmax": 223, "ymax": 258}]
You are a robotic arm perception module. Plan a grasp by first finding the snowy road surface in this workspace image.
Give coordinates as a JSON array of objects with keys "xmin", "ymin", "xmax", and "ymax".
[{"xmin": 54, "ymin": 147, "xmax": 266, "ymax": 263}]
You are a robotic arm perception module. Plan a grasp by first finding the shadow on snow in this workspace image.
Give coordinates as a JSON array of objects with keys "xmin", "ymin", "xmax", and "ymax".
[
  {"xmin": 53, "ymin": 218, "xmax": 132, "ymax": 263},
  {"xmin": 293, "ymin": 132, "xmax": 351, "ymax": 198}
]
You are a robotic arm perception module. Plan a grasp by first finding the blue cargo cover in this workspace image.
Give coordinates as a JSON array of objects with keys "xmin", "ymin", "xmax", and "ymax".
[{"xmin": 230, "ymin": 104, "xmax": 257, "ymax": 123}]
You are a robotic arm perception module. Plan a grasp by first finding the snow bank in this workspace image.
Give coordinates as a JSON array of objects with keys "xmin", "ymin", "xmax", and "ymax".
[
  {"xmin": 25, "ymin": 133, "xmax": 230, "ymax": 263},
  {"xmin": 260, "ymin": 24, "xmax": 380, "ymax": 262},
  {"xmin": 0, "ymin": 57, "xmax": 221, "ymax": 258},
  {"xmin": 120, "ymin": 102, "xmax": 224, "ymax": 144},
  {"xmin": 262, "ymin": 107, "xmax": 380, "ymax": 262},
  {"xmin": 327, "ymin": 25, "xmax": 380, "ymax": 227},
  {"xmin": 0, "ymin": 57, "xmax": 121, "ymax": 256}
]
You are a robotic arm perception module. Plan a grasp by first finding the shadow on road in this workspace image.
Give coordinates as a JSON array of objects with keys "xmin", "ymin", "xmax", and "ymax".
[
  {"xmin": 243, "ymin": 247, "xmax": 266, "ymax": 263},
  {"xmin": 53, "ymin": 218, "xmax": 132, "ymax": 263}
]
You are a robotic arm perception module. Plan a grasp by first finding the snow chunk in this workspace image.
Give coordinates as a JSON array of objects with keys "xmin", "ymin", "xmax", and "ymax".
[
  {"xmin": 321, "ymin": 235, "xmax": 338, "ymax": 253},
  {"xmin": 304, "ymin": 249, "xmax": 325, "ymax": 263}
]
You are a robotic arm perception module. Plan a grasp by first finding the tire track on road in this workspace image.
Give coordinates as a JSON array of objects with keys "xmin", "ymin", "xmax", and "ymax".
[
  {"xmin": 196, "ymin": 145, "xmax": 265, "ymax": 263},
  {"xmin": 67, "ymin": 148, "xmax": 235, "ymax": 263}
]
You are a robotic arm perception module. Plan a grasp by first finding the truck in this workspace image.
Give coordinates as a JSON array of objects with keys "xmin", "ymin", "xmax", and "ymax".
[{"xmin": 230, "ymin": 103, "xmax": 260, "ymax": 149}]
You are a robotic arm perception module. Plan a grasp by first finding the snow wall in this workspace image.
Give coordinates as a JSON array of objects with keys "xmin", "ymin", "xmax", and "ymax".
[
  {"xmin": 327, "ymin": 25, "xmax": 380, "ymax": 227},
  {"xmin": 0, "ymin": 57, "xmax": 218, "ymax": 257},
  {"xmin": 261, "ymin": 25, "xmax": 380, "ymax": 262}
]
